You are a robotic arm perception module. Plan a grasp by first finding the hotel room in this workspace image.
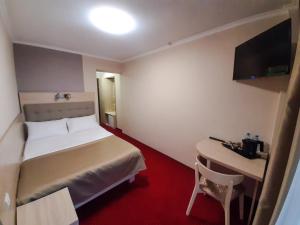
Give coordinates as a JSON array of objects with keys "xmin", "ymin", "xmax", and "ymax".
[{"xmin": 0, "ymin": 1, "xmax": 300, "ymax": 225}]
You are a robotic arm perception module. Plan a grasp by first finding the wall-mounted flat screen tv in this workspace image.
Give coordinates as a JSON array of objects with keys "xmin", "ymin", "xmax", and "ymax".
[{"xmin": 233, "ymin": 19, "xmax": 292, "ymax": 80}]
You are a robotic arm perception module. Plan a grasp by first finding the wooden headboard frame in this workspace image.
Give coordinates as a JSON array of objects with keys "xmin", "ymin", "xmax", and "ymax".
[{"xmin": 19, "ymin": 92, "xmax": 95, "ymax": 110}]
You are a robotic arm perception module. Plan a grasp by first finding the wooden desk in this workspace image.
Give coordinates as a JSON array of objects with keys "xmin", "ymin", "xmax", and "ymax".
[
  {"xmin": 196, "ymin": 139, "xmax": 267, "ymax": 225},
  {"xmin": 17, "ymin": 188, "xmax": 78, "ymax": 225}
]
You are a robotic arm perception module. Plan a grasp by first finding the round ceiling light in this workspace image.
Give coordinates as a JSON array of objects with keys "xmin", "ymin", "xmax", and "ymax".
[{"xmin": 89, "ymin": 6, "xmax": 136, "ymax": 35}]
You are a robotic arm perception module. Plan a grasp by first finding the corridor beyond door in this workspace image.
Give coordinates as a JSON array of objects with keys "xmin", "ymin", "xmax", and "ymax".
[{"xmin": 96, "ymin": 71, "xmax": 120, "ymax": 128}]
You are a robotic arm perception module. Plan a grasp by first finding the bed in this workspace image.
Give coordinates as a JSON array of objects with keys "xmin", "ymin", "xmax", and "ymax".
[{"xmin": 16, "ymin": 100, "xmax": 146, "ymax": 208}]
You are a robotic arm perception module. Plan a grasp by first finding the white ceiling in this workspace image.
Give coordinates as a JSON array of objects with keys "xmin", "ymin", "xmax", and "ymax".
[{"xmin": 4, "ymin": 0, "xmax": 294, "ymax": 61}]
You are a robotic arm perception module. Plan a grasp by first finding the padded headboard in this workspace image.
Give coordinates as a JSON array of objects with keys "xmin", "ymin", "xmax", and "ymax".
[{"xmin": 23, "ymin": 101, "xmax": 95, "ymax": 122}]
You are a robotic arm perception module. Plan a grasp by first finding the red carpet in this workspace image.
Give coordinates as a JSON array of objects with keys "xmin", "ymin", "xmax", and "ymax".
[{"xmin": 77, "ymin": 127, "xmax": 246, "ymax": 225}]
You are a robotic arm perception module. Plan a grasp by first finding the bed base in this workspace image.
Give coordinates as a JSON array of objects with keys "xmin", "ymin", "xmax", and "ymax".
[{"xmin": 74, "ymin": 173, "xmax": 136, "ymax": 209}]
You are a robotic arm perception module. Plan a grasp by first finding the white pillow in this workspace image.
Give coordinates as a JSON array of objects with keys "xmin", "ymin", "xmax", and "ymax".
[
  {"xmin": 67, "ymin": 115, "xmax": 99, "ymax": 133},
  {"xmin": 25, "ymin": 118, "xmax": 68, "ymax": 141}
]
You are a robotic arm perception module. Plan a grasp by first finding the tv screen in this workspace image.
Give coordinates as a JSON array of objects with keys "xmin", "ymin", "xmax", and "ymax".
[{"xmin": 233, "ymin": 19, "xmax": 292, "ymax": 80}]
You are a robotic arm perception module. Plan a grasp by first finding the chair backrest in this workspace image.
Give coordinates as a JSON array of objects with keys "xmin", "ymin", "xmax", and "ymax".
[{"xmin": 196, "ymin": 157, "xmax": 244, "ymax": 187}]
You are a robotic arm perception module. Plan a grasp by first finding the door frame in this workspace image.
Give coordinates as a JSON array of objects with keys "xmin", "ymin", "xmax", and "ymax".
[{"xmin": 96, "ymin": 77, "xmax": 102, "ymax": 124}]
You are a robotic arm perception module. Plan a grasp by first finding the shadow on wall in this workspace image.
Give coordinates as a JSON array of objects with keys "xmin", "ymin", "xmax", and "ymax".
[{"xmin": 236, "ymin": 75, "xmax": 290, "ymax": 93}]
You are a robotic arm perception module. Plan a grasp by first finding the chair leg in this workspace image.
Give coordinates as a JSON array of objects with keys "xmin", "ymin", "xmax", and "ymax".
[
  {"xmin": 224, "ymin": 206, "xmax": 230, "ymax": 225},
  {"xmin": 186, "ymin": 185, "xmax": 199, "ymax": 216},
  {"xmin": 239, "ymin": 193, "xmax": 244, "ymax": 220}
]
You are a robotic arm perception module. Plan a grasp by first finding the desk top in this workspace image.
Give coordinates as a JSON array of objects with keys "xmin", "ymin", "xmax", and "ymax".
[
  {"xmin": 17, "ymin": 188, "xmax": 78, "ymax": 225},
  {"xmin": 196, "ymin": 139, "xmax": 267, "ymax": 181}
]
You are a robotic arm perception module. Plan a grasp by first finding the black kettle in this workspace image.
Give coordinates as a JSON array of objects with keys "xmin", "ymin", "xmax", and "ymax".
[{"xmin": 242, "ymin": 138, "xmax": 264, "ymax": 158}]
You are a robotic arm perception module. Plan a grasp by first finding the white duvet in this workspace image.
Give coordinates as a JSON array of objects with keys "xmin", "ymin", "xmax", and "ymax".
[{"xmin": 23, "ymin": 126, "xmax": 113, "ymax": 161}]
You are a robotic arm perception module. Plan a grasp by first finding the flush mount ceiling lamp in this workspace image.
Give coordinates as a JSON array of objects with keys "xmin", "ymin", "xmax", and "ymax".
[{"xmin": 89, "ymin": 6, "xmax": 136, "ymax": 35}]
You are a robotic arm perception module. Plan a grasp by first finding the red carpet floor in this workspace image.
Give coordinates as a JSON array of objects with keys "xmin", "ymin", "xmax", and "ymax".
[{"xmin": 77, "ymin": 127, "xmax": 247, "ymax": 225}]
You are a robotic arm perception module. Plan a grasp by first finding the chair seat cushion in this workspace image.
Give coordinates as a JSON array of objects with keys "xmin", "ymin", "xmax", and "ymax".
[{"xmin": 199, "ymin": 176, "xmax": 244, "ymax": 204}]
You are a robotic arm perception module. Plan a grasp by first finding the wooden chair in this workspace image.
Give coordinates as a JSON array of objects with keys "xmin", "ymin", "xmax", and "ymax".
[{"xmin": 186, "ymin": 157, "xmax": 245, "ymax": 225}]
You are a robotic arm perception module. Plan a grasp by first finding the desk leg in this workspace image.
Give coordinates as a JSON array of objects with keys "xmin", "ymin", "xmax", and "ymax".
[{"xmin": 247, "ymin": 180, "xmax": 259, "ymax": 225}]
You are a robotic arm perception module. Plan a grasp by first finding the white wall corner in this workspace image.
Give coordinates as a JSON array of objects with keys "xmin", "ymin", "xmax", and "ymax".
[
  {"xmin": 0, "ymin": 0, "xmax": 14, "ymax": 40},
  {"xmin": 13, "ymin": 41, "xmax": 122, "ymax": 63}
]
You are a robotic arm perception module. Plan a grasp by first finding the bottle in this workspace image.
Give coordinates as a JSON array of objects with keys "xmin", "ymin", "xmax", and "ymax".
[
  {"xmin": 245, "ymin": 132, "xmax": 251, "ymax": 140},
  {"xmin": 254, "ymin": 135, "xmax": 261, "ymax": 153}
]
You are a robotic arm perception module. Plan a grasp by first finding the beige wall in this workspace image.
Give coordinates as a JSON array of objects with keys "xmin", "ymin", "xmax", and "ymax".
[
  {"xmin": 0, "ymin": 16, "xmax": 19, "ymax": 137},
  {"xmin": 0, "ymin": 16, "xmax": 23, "ymax": 225},
  {"xmin": 82, "ymin": 56, "xmax": 122, "ymax": 122},
  {"xmin": 120, "ymin": 14, "xmax": 290, "ymax": 169}
]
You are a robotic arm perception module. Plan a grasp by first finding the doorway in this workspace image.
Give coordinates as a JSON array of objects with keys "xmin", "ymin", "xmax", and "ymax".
[{"xmin": 96, "ymin": 71, "xmax": 119, "ymax": 128}]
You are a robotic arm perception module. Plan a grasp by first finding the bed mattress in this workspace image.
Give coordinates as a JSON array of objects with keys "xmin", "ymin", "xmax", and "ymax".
[{"xmin": 17, "ymin": 135, "xmax": 146, "ymax": 206}]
